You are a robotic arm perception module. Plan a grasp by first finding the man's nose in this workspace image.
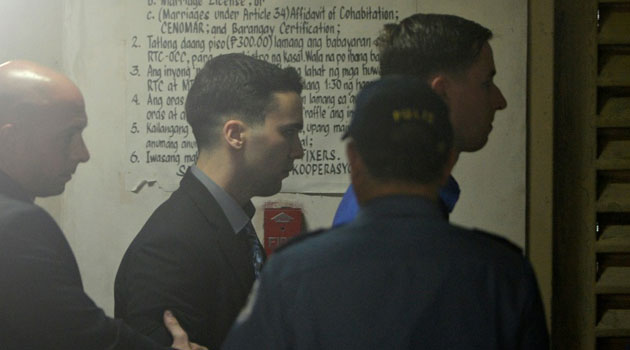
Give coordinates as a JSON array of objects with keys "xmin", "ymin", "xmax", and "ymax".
[
  {"xmin": 292, "ymin": 136, "xmax": 304, "ymax": 159},
  {"xmin": 494, "ymin": 84, "xmax": 507, "ymax": 110},
  {"xmin": 74, "ymin": 135, "xmax": 90, "ymax": 163}
]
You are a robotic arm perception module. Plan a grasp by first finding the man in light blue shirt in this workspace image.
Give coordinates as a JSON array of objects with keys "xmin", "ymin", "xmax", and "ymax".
[{"xmin": 333, "ymin": 13, "xmax": 506, "ymax": 226}]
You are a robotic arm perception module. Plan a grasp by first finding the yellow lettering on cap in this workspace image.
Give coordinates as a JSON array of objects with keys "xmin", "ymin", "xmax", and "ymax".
[
  {"xmin": 392, "ymin": 110, "xmax": 401, "ymax": 122},
  {"xmin": 392, "ymin": 108, "xmax": 435, "ymax": 124},
  {"xmin": 421, "ymin": 110, "xmax": 435, "ymax": 124}
]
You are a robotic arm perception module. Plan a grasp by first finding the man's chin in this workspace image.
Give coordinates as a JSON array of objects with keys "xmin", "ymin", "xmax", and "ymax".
[
  {"xmin": 255, "ymin": 181, "xmax": 283, "ymax": 198},
  {"xmin": 459, "ymin": 137, "xmax": 489, "ymax": 153},
  {"xmin": 35, "ymin": 183, "xmax": 67, "ymax": 198}
]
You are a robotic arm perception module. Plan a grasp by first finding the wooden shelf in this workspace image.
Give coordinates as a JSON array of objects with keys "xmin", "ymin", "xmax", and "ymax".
[
  {"xmin": 597, "ymin": 267, "xmax": 630, "ymax": 294},
  {"xmin": 598, "ymin": 55, "xmax": 630, "ymax": 86},
  {"xmin": 598, "ymin": 5, "xmax": 630, "ymax": 45},
  {"xmin": 598, "ymin": 120, "xmax": 630, "ymax": 128},
  {"xmin": 597, "ymin": 140, "xmax": 630, "ymax": 170},
  {"xmin": 598, "ymin": 183, "xmax": 630, "ymax": 212},
  {"xmin": 597, "ymin": 226, "xmax": 630, "ymax": 252},
  {"xmin": 598, "ymin": 79, "xmax": 630, "ymax": 88},
  {"xmin": 598, "ymin": 97, "xmax": 630, "ymax": 127},
  {"xmin": 597, "ymin": 309, "xmax": 630, "ymax": 337},
  {"xmin": 597, "ymin": 159, "xmax": 630, "ymax": 170}
]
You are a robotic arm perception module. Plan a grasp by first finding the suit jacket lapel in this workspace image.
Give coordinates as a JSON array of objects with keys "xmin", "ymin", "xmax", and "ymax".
[{"xmin": 179, "ymin": 170, "xmax": 254, "ymax": 292}]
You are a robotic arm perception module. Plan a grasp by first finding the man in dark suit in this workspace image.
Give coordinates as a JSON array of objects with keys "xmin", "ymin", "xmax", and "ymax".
[
  {"xmin": 115, "ymin": 53, "xmax": 304, "ymax": 349},
  {"xmin": 223, "ymin": 76, "xmax": 549, "ymax": 349},
  {"xmin": 0, "ymin": 60, "xmax": 203, "ymax": 350}
]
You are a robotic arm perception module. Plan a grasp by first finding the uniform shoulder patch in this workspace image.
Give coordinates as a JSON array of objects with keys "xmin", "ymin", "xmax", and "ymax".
[
  {"xmin": 470, "ymin": 229, "xmax": 523, "ymax": 255},
  {"xmin": 274, "ymin": 229, "xmax": 327, "ymax": 254}
]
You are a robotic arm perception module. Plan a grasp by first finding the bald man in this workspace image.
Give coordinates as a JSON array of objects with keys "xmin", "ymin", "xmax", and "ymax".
[{"xmin": 0, "ymin": 61, "xmax": 204, "ymax": 350}]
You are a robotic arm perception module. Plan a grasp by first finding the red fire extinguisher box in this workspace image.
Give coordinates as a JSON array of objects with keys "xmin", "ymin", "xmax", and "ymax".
[{"xmin": 263, "ymin": 207, "xmax": 302, "ymax": 255}]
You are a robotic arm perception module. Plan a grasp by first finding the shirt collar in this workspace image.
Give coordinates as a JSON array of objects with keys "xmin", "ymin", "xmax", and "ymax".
[
  {"xmin": 190, "ymin": 165, "xmax": 254, "ymax": 234},
  {"xmin": 439, "ymin": 175, "xmax": 460, "ymax": 213},
  {"xmin": 357, "ymin": 195, "xmax": 445, "ymax": 222}
]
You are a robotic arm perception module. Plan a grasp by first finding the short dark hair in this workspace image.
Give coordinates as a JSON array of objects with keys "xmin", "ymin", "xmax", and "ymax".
[
  {"xmin": 185, "ymin": 53, "xmax": 302, "ymax": 150},
  {"xmin": 348, "ymin": 76, "xmax": 452, "ymax": 184},
  {"xmin": 376, "ymin": 13, "xmax": 492, "ymax": 80}
]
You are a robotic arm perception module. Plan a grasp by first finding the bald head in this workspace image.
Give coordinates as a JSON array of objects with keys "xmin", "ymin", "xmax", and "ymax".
[
  {"xmin": 0, "ymin": 61, "xmax": 83, "ymax": 121},
  {"xmin": 0, "ymin": 60, "xmax": 89, "ymax": 199}
]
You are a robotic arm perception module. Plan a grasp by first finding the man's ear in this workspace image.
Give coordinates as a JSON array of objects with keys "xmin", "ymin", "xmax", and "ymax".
[
  {"xmin": 223, "ymin": 120, "xmax": 246, "ymax": 150},
  {"xmin": 346, "ymin": 140, "xmax": 364, "ymax": 186},
  {"xmin": 429, "ymin": 74, "xmax": 449, "ymax": 101},
  {"xmin": 0, "ymin": 123, "xmax": 14, "ymax": 135},
  {"xmin": 0, "ymin": 123, "xmax": 16, "ymax": 151}
]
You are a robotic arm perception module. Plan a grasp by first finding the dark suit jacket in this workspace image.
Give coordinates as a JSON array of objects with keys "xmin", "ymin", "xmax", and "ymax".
[
  {"xmin": 0, "ymin": 171, "xmax": 168, "ymax": 350},
  {"xmin": 115, "ymin": 169, "xmax": 257, "ymax": 349}
]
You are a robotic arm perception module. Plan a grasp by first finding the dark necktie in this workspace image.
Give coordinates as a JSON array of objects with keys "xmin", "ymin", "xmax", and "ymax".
[{"xmin": 242, "ymin": 222, "xmax": 264, "ymax": 278}]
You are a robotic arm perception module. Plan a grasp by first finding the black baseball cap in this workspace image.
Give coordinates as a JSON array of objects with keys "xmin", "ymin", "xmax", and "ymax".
[{"xmin": 343, "ymin": 75, "xmax": 453, "ymax": 183}]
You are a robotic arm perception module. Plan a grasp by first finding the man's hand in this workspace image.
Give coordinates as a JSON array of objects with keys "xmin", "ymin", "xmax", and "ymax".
[{"xmin": 163, "ymin": 310, "xmax": 208, "ymax": 350}]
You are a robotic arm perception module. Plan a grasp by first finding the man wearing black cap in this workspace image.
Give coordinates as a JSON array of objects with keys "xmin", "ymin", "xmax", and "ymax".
[{"xmin": 222, "ymin": 76, "xmax": 548, "ymax": 349}]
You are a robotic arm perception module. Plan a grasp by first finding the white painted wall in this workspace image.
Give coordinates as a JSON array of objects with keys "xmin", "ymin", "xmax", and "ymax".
[
  {"xmin": 1, "ymin": 0, "xmax": 526, "ymax": 315},
  {"xmin": 0, "ymin": 0, "xmax": 63, "ymax": 69}
]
